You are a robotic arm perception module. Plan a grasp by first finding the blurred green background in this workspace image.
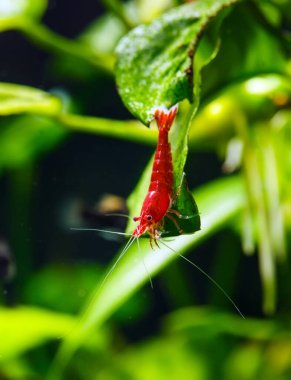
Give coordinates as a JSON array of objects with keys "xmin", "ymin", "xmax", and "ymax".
[{"xmin": 0, "ymin": 0, "xmax": 291, "ymax": 379}]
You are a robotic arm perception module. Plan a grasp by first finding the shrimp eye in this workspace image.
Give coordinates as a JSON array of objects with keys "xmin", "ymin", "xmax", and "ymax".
[{"xmin": 146, "ymin": 215, "xmax": 153, "ymax": 221}]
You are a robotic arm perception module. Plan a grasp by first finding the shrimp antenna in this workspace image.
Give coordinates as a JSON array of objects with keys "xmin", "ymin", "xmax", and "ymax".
[
  {"xmin": 96, "ymin": 235, "xmax": 137, "ymax": 294},
  {"xmin": 104, "ymin": 213, "xmax": 132, "ymax": 220},
  {"xmin": 70, "ymin": 227, "xmax": 132, "ymax": 236},
  {"xmin": 159, "ymin": 239, "xmax": 245, "ymax": 319},
  {"xmin": 136, "ymin": 236, "xmax": 153, "ymax": 289}
]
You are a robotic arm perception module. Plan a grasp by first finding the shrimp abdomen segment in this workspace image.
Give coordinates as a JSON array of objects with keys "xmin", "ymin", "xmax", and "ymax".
[
  {"xmin": 155, "ymin": 105, "xmax": 178, "ymax": 132},
  {"xmin": 149, "ymin": 139, "xmax": 173, "ymax": 192},
  {"xmin": 148, "ymin": 106, "xmax": 177, "ymax": 193}
]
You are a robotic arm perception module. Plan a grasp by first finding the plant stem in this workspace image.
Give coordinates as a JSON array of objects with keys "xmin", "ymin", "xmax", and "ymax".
[
  {"xmin": 57, "ymin": 113, "xmax": 157, "ymax": 145},
  {"xmin": 258, "ymin": 125, "xmax": 286, "ymax": 261},
  {"xmin": 18, "ymin": 21, "xmax": 115, "ymax": 74}
]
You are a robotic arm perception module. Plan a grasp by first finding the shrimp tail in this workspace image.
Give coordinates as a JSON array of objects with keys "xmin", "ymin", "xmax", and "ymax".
[{"xmin": 154, "ymin": 104, "xmax": 178, "ymax": 132}]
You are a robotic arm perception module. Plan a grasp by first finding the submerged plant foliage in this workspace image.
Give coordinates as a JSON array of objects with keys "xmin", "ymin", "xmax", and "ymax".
[{"xmin": 0, "ymin": 0, "xmax": 291, "ymax": 379}]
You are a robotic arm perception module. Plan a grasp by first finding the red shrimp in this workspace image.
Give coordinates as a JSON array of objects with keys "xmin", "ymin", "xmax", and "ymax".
[
  {"xmin": 72, "ymin": 104, "xmax": 244, "ymax": 317},
  {"xmin": 132, "ymin": 104, "xmax": 178, "ymax": 244}
]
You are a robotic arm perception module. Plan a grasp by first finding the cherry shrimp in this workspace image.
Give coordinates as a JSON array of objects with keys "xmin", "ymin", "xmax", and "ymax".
[
  {"xmin": 132, "ymin": 104, "xmax": 180, "ymax": 245},
  {"xmin": 73, "ymin": 105, "xmax": 245, "ymax": 318}
]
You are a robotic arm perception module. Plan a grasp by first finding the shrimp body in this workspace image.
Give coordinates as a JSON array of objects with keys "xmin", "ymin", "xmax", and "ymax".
[
  {"xmin": 73, "ymin": 104, "xmax": 244, "ymax": 317},
  {"xmin": 132, "ymin": 105, "xmax": 178, "ymax": 240}
]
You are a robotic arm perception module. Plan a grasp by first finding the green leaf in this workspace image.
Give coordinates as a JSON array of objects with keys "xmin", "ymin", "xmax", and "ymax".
[
  {"xmin": 116, "ymin": 0, "xmax": 239, "ymax": 125},
  {"xmin": 0, "ymin": 83, "xmax": 62, "ymax": 116},
  {"xmin": 0, "ymin": 0, "xmax": 47, "ymax": 20},
  {"xmin": 49, "ymin": 175, "xmax": 245, "ymax": 378},
  {"xmin": 0, "ymin": 306, "xmax": 75, "ymax": 362},
  {"xmin": 163, "ymin": 175, "xmax": 201, "ymax": 237},
  {"xmin": 165, "ymin": 307, "xmax": 283, "ymax": 340}
]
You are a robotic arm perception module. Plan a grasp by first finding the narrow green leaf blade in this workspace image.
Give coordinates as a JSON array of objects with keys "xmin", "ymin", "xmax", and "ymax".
[
  {"xmin": 50, "ymin": 175, "xmax": 245, "ymax": 378},
  {"xmin": 0, "ymin": 0, "xmax": 47, "ymax": 20},
  {"xmin": 0, "ymin": 306, "xmax": 75, "ymax": 361},
  {"xmin": 0, "ymin": 83, "xmax": 62, "ymax": 116}
]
